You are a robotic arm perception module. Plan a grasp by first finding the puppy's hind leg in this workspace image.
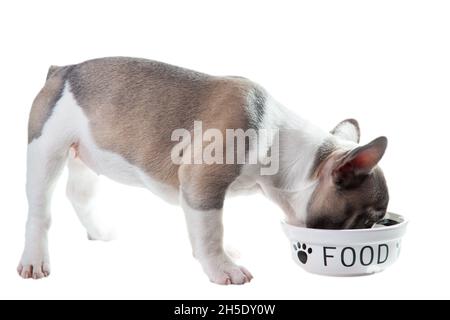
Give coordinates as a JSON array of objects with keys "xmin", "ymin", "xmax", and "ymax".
[
  {"xmin": 18, "ymin": 136, "xmax": 69, "ymax": 279},
  {"xmin": 66, "ymin": 148, "xmax": 114, "ymax": 241}
]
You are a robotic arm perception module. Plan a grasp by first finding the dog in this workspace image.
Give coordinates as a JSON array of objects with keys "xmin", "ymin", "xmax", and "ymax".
[{"xmin": 19, "ymin": 57, "xmax": 389, "ymax": 284}]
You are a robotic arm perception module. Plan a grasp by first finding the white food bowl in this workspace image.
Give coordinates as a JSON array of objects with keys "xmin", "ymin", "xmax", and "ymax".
[{"xmin": 281, "ymin": 213, "xmax": 408, "ymax": 276}]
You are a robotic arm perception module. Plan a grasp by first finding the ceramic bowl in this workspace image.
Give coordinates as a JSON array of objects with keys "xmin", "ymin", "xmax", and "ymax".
[{"xmin": 281, "ymin": 213, "xmax": 408, "ymax": 276}]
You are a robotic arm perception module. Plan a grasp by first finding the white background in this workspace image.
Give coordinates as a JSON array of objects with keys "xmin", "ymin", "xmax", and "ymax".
[{"xmin": 0, "ymin": 0, "xmax": 449, "ymax": 299}]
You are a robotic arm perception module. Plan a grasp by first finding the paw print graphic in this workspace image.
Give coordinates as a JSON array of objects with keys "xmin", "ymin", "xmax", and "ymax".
[{"xmin": 293, "ymin": 242, "xmax": 312, "ymax": 264}]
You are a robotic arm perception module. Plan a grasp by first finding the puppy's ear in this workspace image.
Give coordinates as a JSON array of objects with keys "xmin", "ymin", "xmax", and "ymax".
[
  {"xmin": 331, "ymin": 119, "xmax": 360, "ymax": 143},
  {"xmin": 332, "ymin": 136, "xmax": 387, "ymax": 188}
]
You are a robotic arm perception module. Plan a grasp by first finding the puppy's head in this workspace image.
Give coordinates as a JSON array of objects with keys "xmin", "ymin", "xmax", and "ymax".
[{"xmin": 307, "ymin": 119, "xmax": 389, "ymax": 229}]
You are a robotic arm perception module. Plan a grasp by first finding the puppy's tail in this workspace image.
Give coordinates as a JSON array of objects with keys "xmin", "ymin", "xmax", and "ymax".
[{"xmin": 46, "ymin": 65, "xmax": 62, "ymax": 80}]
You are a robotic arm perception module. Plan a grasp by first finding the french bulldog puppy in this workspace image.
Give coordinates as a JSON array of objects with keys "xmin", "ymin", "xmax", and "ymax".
[{"xmin": 19, "ymin": 57, "xmax": 389, "ymax": 284}]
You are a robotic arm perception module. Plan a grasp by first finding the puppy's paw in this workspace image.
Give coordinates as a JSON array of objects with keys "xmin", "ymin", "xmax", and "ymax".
[
  {"xmin": 18, "ymin": 245, "xmax": 51, "ymax": 279},
  {"xmin": 86, "ymin": 223, "xmax": 117, "ymax": 241},
  {"xmin": 202, "ymin": 258, "xmax": 253, "ymax": 285},
  {"xmin": 87, "ymin": 228, "xmax": 116, "ymax": 241},
  {"xmin": 18, "ymin": 253, "xmax": 50, "ymax": 279},
  {"xmin": 17, "ymin": 262, "xmax": 50, "ymax": 279}
]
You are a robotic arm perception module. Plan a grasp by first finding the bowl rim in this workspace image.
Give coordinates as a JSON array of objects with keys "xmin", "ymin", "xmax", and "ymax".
[
  {"xmin": 281, "ymin": 212, "xmax": 408, "ymax": 245},
  {"xmin": 282, "ymin": 212, "xmax": 408, "ymax": 233}
]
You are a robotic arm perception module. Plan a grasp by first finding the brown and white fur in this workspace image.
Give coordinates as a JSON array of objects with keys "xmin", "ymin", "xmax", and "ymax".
[{"xmin": 19, "ymin": 57, "xmax": 389, "ymax": 284}]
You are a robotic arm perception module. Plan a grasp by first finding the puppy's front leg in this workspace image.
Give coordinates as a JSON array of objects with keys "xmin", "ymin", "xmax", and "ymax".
[
  {"xmin": 179, "ymin": 165, "xmax": 253, "ymax": 285},
  {"xmin": 181, "ymin": 197, "xmax": 252, "ymax": 285}
]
